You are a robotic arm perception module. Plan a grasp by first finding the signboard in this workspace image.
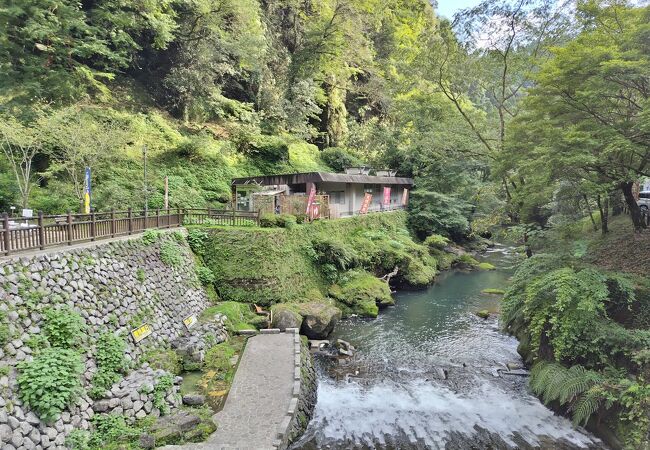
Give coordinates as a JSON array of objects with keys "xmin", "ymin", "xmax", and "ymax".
[
  {"xmin": 21, "ymin": 209, "xmax": 33, "ymax": 218},
  {"xmin": 183, "ymin": 314, "xmax": 198, "ymax": 330},
  {"xmin": 131, "ymin": 323, "xmax": 152, "ymax": 343},
  {"xmin": 305, "ymin": 186, "xmax": 316, "ymax": 215},
  {"xmin": 401, "ymin": 188, "xmax": 409, "ymax": 206},
  {"xmin": 360, "ymin": 193, "xmax": 372, "ymax": 214},
  {"xmin": 382, "ymin": 187, "xmax": 391, "ymax": 206},
  {"xmin": 84, "ymin": 167, "xmax": 92, "ymax": 214}
]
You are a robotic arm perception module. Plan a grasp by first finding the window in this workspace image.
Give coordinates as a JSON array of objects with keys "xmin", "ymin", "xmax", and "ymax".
[
  {"xmin": 329, "ymin": 191, "xmax": 345, "ymax": 204},
  {"xmin": 640, "ymin": 192, "xmax": 650, "ymax": 199}
]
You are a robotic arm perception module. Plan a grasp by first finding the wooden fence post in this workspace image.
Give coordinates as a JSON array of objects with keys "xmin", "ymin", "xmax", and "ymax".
[
  {"xmin": 110, "ymin": 209, "xmax": 116, "ymax": 237},
  {"xmin": 166, "ymin": 208, "xmax": 171, "ymax": 228},
  {"xmin": 90, "ymin": 211, "xmax": 96, "ymax": 241},
  {"xmin": 156, "ymin": 208, "xmax": 160, "ymax": 228},
  {"xmin": 66, "ymin": 210, "xmax": 73, "ymax": 245},
  {"xmin": 177, "ymin": 208, "xmax": 182, "ymax": 227},
  {"xmin": 38, "ymin": 211, "xmax": 45, "ymax": 250},
  {"xmin": 232, "ymin": 209, "xmax": 235, "ymax": 226},
  {"xmin": 128, "ymin": 208, "xmax": 133, "ymax": 235},
  {"xmin": 2, "ymin": 213, "xmax": 10, "ymax": 256}
]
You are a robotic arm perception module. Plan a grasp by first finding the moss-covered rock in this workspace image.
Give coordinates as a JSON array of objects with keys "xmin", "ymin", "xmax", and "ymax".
[
  {"xmin": 478, "ymin": 262, "xmax": 496, "ymax": 271},
  {"xmin": 270, "ymin": 304, "xmax": 303, "ymax": 331},
  {"xmin": 481, "ymin": 288, "xmax": 505, "ymax": 295},
  {"xmin": 476, "ymin": 310, "xmax": 490, "ymax": 319},
  {"xmin": 297, "ymin": 302, "xmax": 341, "ymax": 339},
  {"xmin": 329, "ymin": 271, "xmax": 393, "ymax": 318}
]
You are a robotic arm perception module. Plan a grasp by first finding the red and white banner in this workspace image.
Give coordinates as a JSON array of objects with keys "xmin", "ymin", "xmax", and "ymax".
[
  {"xmin": 306, "ymin": 186, "xmax": 316, "ymax": 214},
  {"xmin": 383, "ymin": 187, "xmax": 391, "ymax": 206},
  {"xmin": 360, "ymin": 193, "xmax": 372, "ymax": 214},
  {"xmin": 401, "ymin": 188, "xmax": 409, "ymax": 206}
]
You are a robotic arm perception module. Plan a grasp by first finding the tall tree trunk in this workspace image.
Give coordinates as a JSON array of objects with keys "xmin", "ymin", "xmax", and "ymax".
[
  {"xmin": 596, "ymin": 194, "xmax": 608, "ymax": 234},
  {"xmin": 583, "ymin": 194, "xmax": 598, "ymax": 232},
  {"xmin": 620, "ymin": 181, "xmax": 646, "ymax": 231}
]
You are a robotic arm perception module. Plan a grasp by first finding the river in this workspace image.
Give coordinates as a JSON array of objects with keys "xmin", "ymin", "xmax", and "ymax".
[{"xmin": 291, "ymin": 245, "xmax": 607, "ymax": 450}]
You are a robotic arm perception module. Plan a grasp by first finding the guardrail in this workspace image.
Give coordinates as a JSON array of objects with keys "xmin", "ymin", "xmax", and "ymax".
[{"xmin": 0, "ymin": 208, "xmax": 260, "ymax": 256}]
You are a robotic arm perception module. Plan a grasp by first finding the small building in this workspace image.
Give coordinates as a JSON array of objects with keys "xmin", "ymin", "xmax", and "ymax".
[{"xmin": 231, "ymin": 169, "xmax": 414, "ymax": 218}]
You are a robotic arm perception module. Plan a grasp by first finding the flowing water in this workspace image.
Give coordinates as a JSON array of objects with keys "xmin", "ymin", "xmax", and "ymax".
[{"xmin": 292, "ymin": 245, "xmax": 607, "ymax": 450}]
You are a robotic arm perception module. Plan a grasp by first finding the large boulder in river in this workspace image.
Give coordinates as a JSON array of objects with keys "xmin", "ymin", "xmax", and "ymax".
[
  {"xmin": 328, "ymin": 270, "xmax": 393, "ymax": 318},
  {"xmin": 297, "ymin": 302, "xmax": 342, "ymax": 339},
  {"xmin": 271, "ymin": 304, "xmax": 303, "ymax": 331}
]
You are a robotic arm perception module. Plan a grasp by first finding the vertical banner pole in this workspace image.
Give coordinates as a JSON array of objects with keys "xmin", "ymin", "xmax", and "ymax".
[
  {"xmin": 164, "ymin": 176, "xmax": 169, "ymax": 210},
  {"xmin": 84, "ymin": 167, "xmax": 91, "ymax": 214}
]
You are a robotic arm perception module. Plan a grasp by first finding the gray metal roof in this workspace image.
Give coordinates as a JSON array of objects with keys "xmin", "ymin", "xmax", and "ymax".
[{"xmin": 231, "ymin": 172, "xmax": 414, "ymax": 186}]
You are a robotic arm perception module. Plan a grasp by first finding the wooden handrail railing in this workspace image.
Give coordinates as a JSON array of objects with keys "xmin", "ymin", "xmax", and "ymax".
[{"xmin": 0, "ymin": 208, "xmax": 260, "ymax": 256}]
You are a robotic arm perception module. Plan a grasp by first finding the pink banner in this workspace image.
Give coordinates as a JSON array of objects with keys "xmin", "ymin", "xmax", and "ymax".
[
  {"xmin": 360, "ymin": 193, "xmax": 372, "ymax": 214},
  {"xmin": 383, "ymin": 187, "xmax": 391, "ymax": 206},
  {"xmin": 306, "ymin": 186, "xmax": 316, "ymax": 214},
  {"xmin": 401, "ymin": 188, "xmax": 409, "ymax": 206}
]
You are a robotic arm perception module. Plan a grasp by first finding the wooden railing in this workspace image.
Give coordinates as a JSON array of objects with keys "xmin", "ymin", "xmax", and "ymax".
[{"xmin": 0, "ymin": 208, "xmax": 260, "ymax": 256}]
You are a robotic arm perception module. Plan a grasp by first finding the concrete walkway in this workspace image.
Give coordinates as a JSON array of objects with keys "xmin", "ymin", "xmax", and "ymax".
[{"xmin": 166, "ymin": 331, "xmax": 296, "ymax": 450}]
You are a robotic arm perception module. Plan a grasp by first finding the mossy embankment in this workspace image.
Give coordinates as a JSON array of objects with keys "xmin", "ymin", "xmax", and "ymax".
[{"xmin": 187, "ymin": 212, "xmax": 439, "ymax": 319}]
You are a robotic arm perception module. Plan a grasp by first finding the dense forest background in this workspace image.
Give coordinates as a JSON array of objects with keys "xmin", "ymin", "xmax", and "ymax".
[{"xmin": 1, "ymin": 0, "xmax": 648, "ymax": 238}]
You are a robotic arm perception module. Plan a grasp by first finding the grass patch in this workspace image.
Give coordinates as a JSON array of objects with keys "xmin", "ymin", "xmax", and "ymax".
[{"xmin": 201, "ymin": 302, "xmax": 264, "ymax": 331}]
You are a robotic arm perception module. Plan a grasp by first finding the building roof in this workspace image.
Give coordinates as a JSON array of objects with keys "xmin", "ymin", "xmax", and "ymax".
[{"xmin": 232, "ymin": 172, "xmax": 414, "ymax": 186}]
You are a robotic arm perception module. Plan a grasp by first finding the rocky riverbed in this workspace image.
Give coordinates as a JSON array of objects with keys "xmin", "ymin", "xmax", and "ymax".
[{"xmin": 291, "ymin": 246, "xmax": 607, "ymax": 450}]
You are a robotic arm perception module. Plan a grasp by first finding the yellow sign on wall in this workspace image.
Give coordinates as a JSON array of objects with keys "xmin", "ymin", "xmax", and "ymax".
[
  {"xmin": 131, "ymin": 323, "xmax": 153, "ymax": 343},
  {"xmin": 183, "ymin": 314, "xmax": 197, "ymax": 330}
]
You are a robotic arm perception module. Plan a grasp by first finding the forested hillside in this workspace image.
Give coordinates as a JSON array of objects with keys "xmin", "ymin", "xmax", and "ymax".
[
  {"xmin": 0, "ymin": 0, "xmax": 514, "ymax": 240},
  {"xmin": 2, "ymin": 0, "xmax": 650, "ymax": 448}
]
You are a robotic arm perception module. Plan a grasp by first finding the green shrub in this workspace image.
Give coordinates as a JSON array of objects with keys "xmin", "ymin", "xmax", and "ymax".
[
  {"xmin": 141, "ymin": 348, "xmax": 183, "ymax": 375},
  {"xmin": 17, "ymin": 348, "xmax": 83, "ymax": 422},
  {"xmin": 152, "ymin": 374, "xmax": 175, "ymax": 415},
  {"xmin": 0, "ymin": 311, "xmax": 9, "ymax": 346},
  {"xmin": 42, "ymin": 306, "xmax": 86, "ymax": 348},
  {"xmin": 320, "ymin": 147, "xmax": 362, "ymax": 172},
  {"xmin": 187, "ymin": 229, "xmax": 209, "ymax": 255},
  {"xmin": 86, "ymin": 413, "xmax": 141, "ymax": 448},
  {"xmin": 90, "ymin": 333, "xmax": 127, "ymax": 399},
  {"xmin": 25, "ymin": 334, "xmax": 49, "ymax": 354},
  {"xmin": 142, "ymin": 230, "xmax": 160, "ymax": 245},
  {"xmin": 276, "ymin": 214, "xmax": 297, "ymax": 228},
  {"xmin": 136, "ymin": 268, "xmax": 146, "ymax": 282},
  {"xmin": 312, "ymin": 238, "xmax": 359, "ymax": 271},
  {"xmin": 204, "ymin": 342, "xmax": 236, "ymax": 372},
  {"xmin": 160, "ymin": 241, "xmax": 183, "ymax": 267},
  {"xmin": 196, "ymin": 266, "xmax": 215, "ymax": 285},
  {"xmin": 259, "ymin": 214, "xmax": 278, "ymax": 228},
  {"xmin": 424, "ymin": 234, "xmax": 449, "ymax": 250}
]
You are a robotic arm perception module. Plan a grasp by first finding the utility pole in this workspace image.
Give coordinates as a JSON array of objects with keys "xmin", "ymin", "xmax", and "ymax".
[
  {"xmin": 143, "ymin": 145, "xmax": 148, "ymax": 213},
  {"xmin": 164, "ymin": 176, "xmax": 169, "ymax": 210}
]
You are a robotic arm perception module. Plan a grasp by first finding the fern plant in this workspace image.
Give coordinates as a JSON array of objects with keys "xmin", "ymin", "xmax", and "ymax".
[{"xmin": 530, "ymin": 361, "xmax": 605, "ymax": 426}]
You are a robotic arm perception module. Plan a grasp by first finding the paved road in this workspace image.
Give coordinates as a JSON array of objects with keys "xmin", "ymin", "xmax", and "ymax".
[{"xmin": 166, "ymin": 332, "xmax": 295, "ymax": 450}]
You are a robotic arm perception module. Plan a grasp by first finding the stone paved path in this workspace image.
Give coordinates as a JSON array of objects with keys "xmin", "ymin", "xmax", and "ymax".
[{"xmin": 165, "ymin": 332, "xmax": 295, "ymax": 450}]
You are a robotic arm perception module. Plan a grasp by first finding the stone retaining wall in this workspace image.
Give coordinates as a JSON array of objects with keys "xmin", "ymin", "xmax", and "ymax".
[
  {"xmin": 0, "ymin": 230, "xmax": 214, "ymax": 449},
  {"xmin": 276, "ymin": 329, "xmax": 317, "ymax": 450}
]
